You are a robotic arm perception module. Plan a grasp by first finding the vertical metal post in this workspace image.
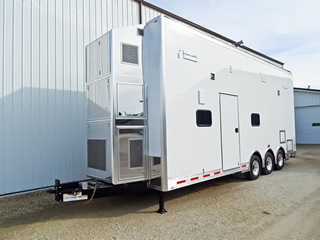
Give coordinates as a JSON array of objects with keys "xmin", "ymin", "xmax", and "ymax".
[
  {"xmin": 157, "ymin": 191, "xmax": 167, "ymax": 214},
  {"xmin": 139, "ymin": 0, "xmax": 143, "ymax": 24},
  {"xmin": 55, "ymin": 179, "xmax": 61, "ymax": 202}
]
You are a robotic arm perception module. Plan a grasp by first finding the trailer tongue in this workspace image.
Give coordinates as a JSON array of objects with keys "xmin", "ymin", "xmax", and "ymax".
[
  {"xmin": 48, "ymin": 179, "xmax": 148, "ymax": 203},
  {"xmin": 48, "ymin": 179, "xmax": 167, "ymax": 213}
]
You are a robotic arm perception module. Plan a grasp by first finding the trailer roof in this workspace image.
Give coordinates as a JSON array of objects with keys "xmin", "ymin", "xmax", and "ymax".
[
  {"xmin": 294, "ymin": 87, "xmax": 320, "ymax": 93},
  {"xmin": 135, "ymin": 0, "xmax": 285, "ymax": 67}
]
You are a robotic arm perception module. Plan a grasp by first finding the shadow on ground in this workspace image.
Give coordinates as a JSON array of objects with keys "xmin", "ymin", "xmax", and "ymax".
[
  {"xmin": 2, "ymin": 144, "xmax": 318, "ymax": 229},
  {"xmin": 0, "ymin": 173, "xmax": 247, "ymax": 228}
]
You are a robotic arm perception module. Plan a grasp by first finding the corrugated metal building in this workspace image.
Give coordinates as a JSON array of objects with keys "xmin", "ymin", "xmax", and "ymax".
[
  {"xmin": 0, "ymin": 0, "xmax": 161, "ymax": 195},
  {"xmin": 0, "ymin": 0, "xmax": 286, "ymax": 195},
  {"xmin": 294, "ymin": 88, "xmax": 320, "ymax": 144}
]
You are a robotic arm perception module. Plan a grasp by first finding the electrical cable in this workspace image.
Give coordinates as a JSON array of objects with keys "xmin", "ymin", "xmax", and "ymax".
[{"xmin": 82, "ymin": 183, "xmax": 98, "ymax": 204}]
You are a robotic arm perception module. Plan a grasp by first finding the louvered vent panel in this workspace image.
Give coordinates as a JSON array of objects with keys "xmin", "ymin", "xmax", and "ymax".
[{"xmin": 122, "ymin": 44, "xmax": 139, "ymax": 65}]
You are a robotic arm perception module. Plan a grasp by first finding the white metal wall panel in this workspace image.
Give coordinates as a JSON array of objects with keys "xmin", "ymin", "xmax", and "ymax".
[
  {"xmin": 294, "ymin": 90, "xmax": 320, "ymax": 108},
  {"xmin": 141, "ymin": 4, "xmax": 160, "ymax": 23},
  {"xmin": 87, "ymin": 78, "xmax": 111, "ymax": 120},
  {"xmin": 0, "ymin": 0, "xmax": 140, "ymax": 195}
]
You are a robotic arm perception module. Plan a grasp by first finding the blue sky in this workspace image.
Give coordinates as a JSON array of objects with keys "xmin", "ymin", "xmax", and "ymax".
[{"xmin": 147, "ymin": 0, "xmax": 320, "ymax": 89}]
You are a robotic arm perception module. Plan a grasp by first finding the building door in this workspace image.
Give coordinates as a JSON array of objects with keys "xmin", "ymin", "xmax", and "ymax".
[{"xmin": 220, "ymin": 94, "xmax": 241, "ymax": 170}]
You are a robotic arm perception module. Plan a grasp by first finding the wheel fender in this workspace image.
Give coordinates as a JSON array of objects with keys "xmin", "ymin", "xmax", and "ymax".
[
  {"xmin": 249, "ymin": 150, "xmax": 262, "ymax": 169},
  {"xmin": 263, "ymin": 149, "xmax": 275, "ymax": 168},
  {"xmin": 275, "ymin": 147, "xmax": 286, "ymax": 164}
]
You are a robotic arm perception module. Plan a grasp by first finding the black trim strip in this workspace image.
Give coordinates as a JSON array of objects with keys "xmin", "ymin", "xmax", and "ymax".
[
  {"xmin": 0, "ymin": 179, "xmax": 91, "ymax": 197},
  {"xmin": 0, "ymin": 186, "xmax": 53, "ymax": 197},
  {"xmin": 116, "ymin": 119, "xmax": 145, "ymax": 126},
  {"xmin": 138, "ymin": 1, "xmax": 142, "ymax": 24},
  {"xmin": 135, "ymin": 0, "xmax": 284, "ymax": 66},
  {"xmin": 294, "ymin": 87, "xmax": 320, "ymax": 92}
]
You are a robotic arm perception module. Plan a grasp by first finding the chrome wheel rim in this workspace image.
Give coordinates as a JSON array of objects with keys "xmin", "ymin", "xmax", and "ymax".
[
  {"xmin": 266, "ymin": 156, "xmax": 273, "ymax": 171},
  {"xmin": 252, "ymin": 160, "xmax": 260, "ymax": 176},
  {"xmin": 278, "ymin": 153, "xmax": 284, "ymax": 167}
]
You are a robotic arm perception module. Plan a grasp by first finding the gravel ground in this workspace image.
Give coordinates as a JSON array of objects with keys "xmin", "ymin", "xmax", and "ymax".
[{"xmin": 1, "ymin": 144, "xmax": 320, "ymax": 240}]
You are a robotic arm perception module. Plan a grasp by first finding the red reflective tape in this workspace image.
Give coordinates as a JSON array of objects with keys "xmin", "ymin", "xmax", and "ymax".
[
  {"xmin": 177, "ymin": 180, "xmax": 186, "ymax": 184},
  {"xmin": 203, "ymin": 174, "xmax": 210, "ymax": 178},
  {"xmin": 191, "ymin": 177, "xmax": 199, "ymax": 181},
  {"xmin": 214, "ymin": 171, "xmax": 220, "ymax": 175},
  {"xmin": 242, "ymin": 165, "xmax": 247, "ymax": 168}
]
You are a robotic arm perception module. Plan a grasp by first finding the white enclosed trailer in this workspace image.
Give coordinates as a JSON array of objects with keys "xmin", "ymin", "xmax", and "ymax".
[{"xmin": 51, "ymin": 15, "xmax": 296, "ymax": 211}]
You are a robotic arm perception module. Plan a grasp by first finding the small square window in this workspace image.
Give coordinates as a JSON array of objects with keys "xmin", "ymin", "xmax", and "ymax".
[
  {"xmin": 196, "ymin": 110, "xmax": 212, "ymax": 127},
  {"xmin": 251, "ymin": 113, "xmax": 260, "ymax": 127},
  {"xmin": 137, "ymin": 28, "xmax": 144, "ymax": 36},
  {"xmin": 153, "ymin": 157, "xmax": 161, "ymax": 165}
]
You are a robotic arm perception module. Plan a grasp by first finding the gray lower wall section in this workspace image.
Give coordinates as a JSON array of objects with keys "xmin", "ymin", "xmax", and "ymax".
[
  {"xmin": 295, "ymin": 106, "xmax": 320, "ymax": 144},
  {"xmin": 0, "ymin": 0, "xmax": 159, "ymax": 195}
]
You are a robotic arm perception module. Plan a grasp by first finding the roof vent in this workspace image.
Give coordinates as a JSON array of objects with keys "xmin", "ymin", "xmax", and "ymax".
[{"xmin": 121, "ymin": 43, "xmax": 139, "ymax": 65}]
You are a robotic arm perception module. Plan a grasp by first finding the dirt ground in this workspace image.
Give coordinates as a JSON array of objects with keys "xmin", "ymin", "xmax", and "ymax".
[{"xmin": 1, "ymin": 144, "xmax": 320, "ymax": 240}]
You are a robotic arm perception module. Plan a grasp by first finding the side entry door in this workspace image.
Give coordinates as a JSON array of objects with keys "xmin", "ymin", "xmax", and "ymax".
[{"xmin": 219, "ymin": 94, "xmax": 241, "ymax": 171}]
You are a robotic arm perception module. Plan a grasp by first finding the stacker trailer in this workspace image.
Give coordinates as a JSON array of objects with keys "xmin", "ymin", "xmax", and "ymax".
[{"xmin": 49, "ymin": 15, "xmax": 296, "ymax": 213}]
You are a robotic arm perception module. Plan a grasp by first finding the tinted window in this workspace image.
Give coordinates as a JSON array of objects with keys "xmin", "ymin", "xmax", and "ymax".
[
  {"xmin": 196, "ymin": 110, "xmax": 212, "ymax": 127},
  {"xmin": 88, "ymin": 140, "xmax": 106, "ymax": 171},
  {"xmin": 251, "ymin": 113, "xmax": 260, "ymax": 127},
  {"xmin": 130, "ymin": 139, "xmax": 143, "ymax": 168},
  {"xmin": 153, "ymin": 157, "xmax": 161, "ymax": 165}
]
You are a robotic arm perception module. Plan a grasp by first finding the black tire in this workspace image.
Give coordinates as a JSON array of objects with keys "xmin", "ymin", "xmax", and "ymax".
[
  {"xmin": 246, "ymin": 155, "xmax": 262, "ymax": 180},
  {"xmin": 275, "ymin": 150, "xmax": 285, "ymax": 170},
  {"xmin": 262, "ymin": 152, "xmax": 274, "ymax": 175}
]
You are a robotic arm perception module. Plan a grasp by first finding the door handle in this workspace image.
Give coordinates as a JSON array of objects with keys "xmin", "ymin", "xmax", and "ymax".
[{"xmin": 235, "ymin": 128, "xmax": 239, "ymax": 133}]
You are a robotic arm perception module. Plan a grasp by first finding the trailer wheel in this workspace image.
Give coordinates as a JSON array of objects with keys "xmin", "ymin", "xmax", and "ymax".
[
  {"xmin": 275, "ymin": 150, "xmax": 285, "ymax": 170},
  {"xmin": 246, "ymin": 155, "xmax": 261, "ymax": 180},
  {"xmin": 262, "ymin": 152, "xmax": 274, "ymax": 175}
]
